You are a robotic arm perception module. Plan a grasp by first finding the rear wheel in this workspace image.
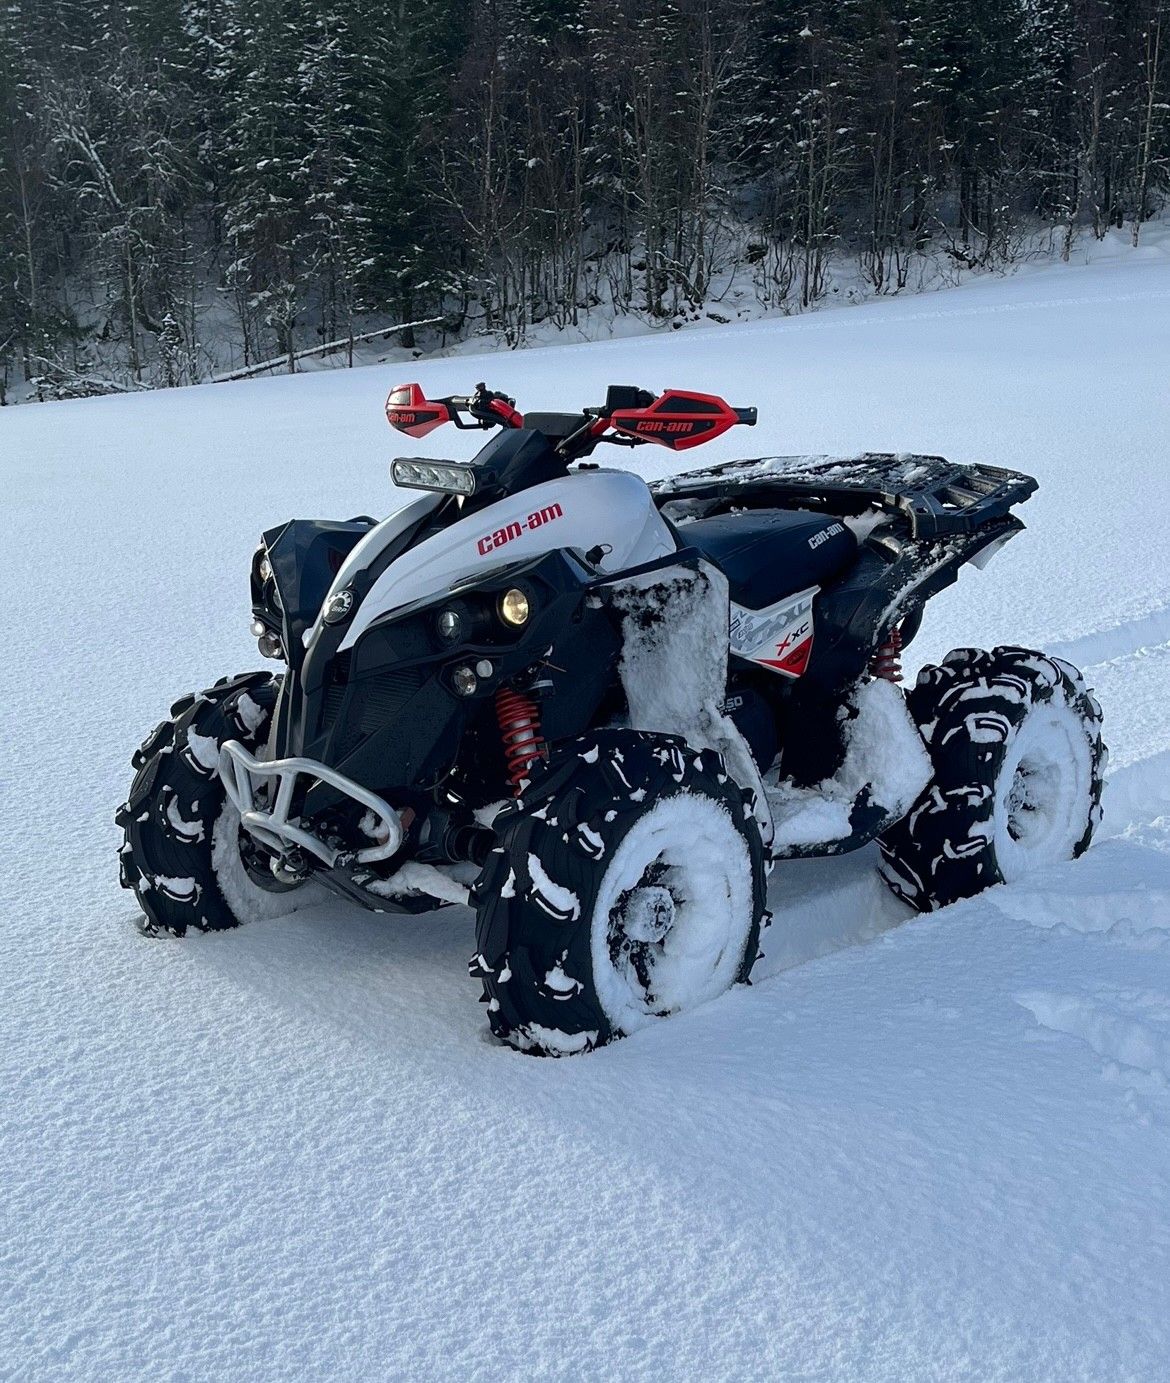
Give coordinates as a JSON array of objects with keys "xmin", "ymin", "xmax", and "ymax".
[
  {"xmin": 878, "ymin": 646, "xmax": 1106, "ymax": 911},
  {"xmin": 471, "ymin": 730, "xmax": 767, "ymax": 1055},
  {"xmin": 117, "ymin": 672, "xmax": 313, "ymax": 937}
]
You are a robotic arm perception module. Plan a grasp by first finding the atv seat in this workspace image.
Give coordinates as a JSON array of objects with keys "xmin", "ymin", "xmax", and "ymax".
[{"xmin": 682, "ymin": 508, "xmax": 858, "ymax": 608}]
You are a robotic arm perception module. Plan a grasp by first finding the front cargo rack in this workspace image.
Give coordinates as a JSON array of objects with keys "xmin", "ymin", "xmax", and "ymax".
[{"xmin": 650, "ymin": 453, "xmax": 1038, "ymax": 540}]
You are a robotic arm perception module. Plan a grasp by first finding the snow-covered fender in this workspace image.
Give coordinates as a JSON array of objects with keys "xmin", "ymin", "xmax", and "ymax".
[
  {"xmin": 595, "ymin": 556, "xmax": 774, "ymax": 852},
  {"xmin": 764, "ymin": 678, "xmax": 932, "ymax": 859}
]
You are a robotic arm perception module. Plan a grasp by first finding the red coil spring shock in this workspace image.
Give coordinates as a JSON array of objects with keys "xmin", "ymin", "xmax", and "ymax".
[
  {"xmin": 870, "ymin": 625, "xmax": 904, "ymax": 683},
  {"xmin": 496, "ymin": 687, "xmax": 546, "ymax": 794}
]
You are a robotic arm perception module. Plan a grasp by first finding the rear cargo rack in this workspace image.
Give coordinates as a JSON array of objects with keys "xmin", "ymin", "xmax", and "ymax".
[{"xmin": 650, "ymin": 453, "xmax": 1037, "ymax": 540}]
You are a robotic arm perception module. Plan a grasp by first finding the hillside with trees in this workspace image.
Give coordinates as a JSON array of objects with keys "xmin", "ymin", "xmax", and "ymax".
[{"xmin": 1, "ymin": 0, "xmax": 1167, "ymax": 400}]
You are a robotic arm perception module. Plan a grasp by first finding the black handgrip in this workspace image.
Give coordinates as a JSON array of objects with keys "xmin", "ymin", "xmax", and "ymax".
[
  {"xmin": 734, "ymin": 407, "xmax": 758, "ymax": 426},
  {"xmin": 441, "ymin": 391, "xmax": 503, "ymax": 429},
  {"xmin": 443, "ymin": 398, "xmax": 483, "ymax": 430}
]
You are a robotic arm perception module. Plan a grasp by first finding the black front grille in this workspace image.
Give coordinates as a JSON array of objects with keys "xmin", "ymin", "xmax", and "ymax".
[
  {"xmin": 321, "ymin": 650, "xmax": 352, "ymax": 729},
  {"xmin": 323, "ymin": 682, "xmax": 347, "ymax": 727},
  {"xmin": 354, "ymin": 669, "xmax": 425, "ymax": 732},
  {"xmin": 323, "ymin": 663, "xmax": 425, "ymax": 759}
]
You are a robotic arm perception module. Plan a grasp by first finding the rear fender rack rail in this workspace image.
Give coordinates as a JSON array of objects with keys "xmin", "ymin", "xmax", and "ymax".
[{"xmin": 651, "ymin": 453, "xmax": 1038, "ymax": 540}]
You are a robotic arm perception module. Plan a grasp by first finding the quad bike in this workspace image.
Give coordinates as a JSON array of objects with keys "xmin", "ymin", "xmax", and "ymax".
[{"xmin": 118, "ymin": 381, "xmax": 1106, "ymax": 1055}]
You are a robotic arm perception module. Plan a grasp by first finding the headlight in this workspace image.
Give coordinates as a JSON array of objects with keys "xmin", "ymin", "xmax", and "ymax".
[
  {"xmin": 452, "ymin": 665, "xmax": 478, "ymax": 696},
  {"xmin": 392, "ymin": 458, "xmax": 477, "ymax": 496},
  {"xmin": 499, "ymin": 588, "xmax": 530, "ymax": 627},
  {"xmin": 436, "ymin": 608, "xmax": 464, "ymax": 642}
]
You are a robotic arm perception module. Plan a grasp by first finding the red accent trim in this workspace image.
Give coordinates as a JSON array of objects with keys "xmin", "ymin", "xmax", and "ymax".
[
  {"xmin": 496, "ymin": 687, "xmax": 546, "ymax": 794},
  {"xmin": 487, "ymin": 397, "xmax": 525, "ymax": 428},
  {"xmin": 761, "ymin": 636, "xmax": 813, "ymax": 678},
  {"xmin": 385, "ymin": 382, "xmax": 451, "ymax": 438},
  {"xmin": 608, "ymin": 390, "xmax": 740, "ymax": 451}
]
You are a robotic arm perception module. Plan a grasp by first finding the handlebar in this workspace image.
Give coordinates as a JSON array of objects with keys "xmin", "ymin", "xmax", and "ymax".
[
  {"xmin": 439, "ymin": 382, "xmax": 524, "ymax": 430},
  {"xmin": 452, "ymin": 382, "xmax": 755, "ymax": 430},
  {"xmin": 388, "ymin": 378, "xmax": 756, "ymax": 455}
]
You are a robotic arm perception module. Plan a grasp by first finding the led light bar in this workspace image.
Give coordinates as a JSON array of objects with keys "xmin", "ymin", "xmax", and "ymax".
[{"xmin": 391, "ymin": 457, "xmax": 478, "ymax": 496}]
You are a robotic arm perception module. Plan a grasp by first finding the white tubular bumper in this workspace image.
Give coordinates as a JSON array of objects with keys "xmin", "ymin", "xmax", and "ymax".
[{"xmin": 218, "ymin": 740, "xmax": 404, "ymax": 868}]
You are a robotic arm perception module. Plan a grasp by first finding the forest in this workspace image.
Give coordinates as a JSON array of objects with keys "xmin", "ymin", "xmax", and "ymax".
[{"xmin": 1, "ymin": 0, "xmax": 1167, "ymax": 400}]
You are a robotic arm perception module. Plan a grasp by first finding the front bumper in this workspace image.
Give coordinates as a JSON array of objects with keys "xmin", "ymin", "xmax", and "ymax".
[{"xmin": 218, "ymin": 740, "xmax": 403, "ymax": 868}]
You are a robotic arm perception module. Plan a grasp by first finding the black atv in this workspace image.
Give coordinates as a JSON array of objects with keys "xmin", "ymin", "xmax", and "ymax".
[{"xmin": 118, "ymin": 382, "xmax": 1106, "ymax": 1055}]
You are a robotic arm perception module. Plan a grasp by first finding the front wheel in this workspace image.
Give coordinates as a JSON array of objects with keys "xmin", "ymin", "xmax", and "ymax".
[
  {"xmin": 471, "ymin": 730, "xmax": 768, "ymax": 1055},
  {"xmin": 117, "ymin": 672, "xmax": 313, "ymax": 936},
  {"xmin": 878, "ymin": 646, "xmax": 1106, "ymax": 911}
]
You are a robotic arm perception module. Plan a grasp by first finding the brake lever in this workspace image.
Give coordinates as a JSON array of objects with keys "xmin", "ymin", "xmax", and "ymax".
[
  {"xmin": 436, "ymin": 394, "xmax": 494, "ymax": 430},
  {"xmin": 446, "ymin": 407, "xmax": 494, "ymax": 431}
]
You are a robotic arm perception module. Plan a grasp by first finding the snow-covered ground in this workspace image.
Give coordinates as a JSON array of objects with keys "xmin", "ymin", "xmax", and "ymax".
[{"xmin": 3, "ymin": 250, "xmax": 1169, "ymax": 1380}]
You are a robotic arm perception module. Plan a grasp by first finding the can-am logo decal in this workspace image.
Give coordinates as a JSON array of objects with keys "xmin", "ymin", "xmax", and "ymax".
[
  {"xmin": 729, "ymin": 586, "xmax": 818, "ymax": 678},
  {"xmin": 808, "ymin": 522, "xmax": 845, "ymax": 551},
  {"xmin": 476, "ymin": 502, "xmax": 565, "ymax": 556},
  {"xmin": 635, "ymin": 420, "xmax": 694, "ymax": 435}
]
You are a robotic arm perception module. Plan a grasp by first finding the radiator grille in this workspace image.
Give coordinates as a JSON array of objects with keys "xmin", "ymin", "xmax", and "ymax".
[
  {"xmin": 321, "ymin": 650, "xmax": 352, "ymax": 729},
  {"xmin": 354, "ymin": 669, "xmax": 424, "ymax": 732},
  {"xmin": 323, "ymin": 664, "xmax": 424, "ymax": 757}
]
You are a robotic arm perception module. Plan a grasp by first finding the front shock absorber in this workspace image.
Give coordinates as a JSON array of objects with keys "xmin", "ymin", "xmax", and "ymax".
[
  {"xmin": 495, "ymin": 687, "xmax": 546, "ymax": 794},
  {"xmin": 870, "ymin": 624, "xmax": 904, "ymax": 683}
]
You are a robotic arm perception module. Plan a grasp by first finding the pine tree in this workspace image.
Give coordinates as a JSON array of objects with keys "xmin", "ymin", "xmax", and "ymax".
[
  {"xmin": 351, "ymin": 0, "xmax": 470, "ymax": 332},
  {"xmin": 3, "ymin": 0, "xmax": 1169, "ymax": 396},
  {"xmin": 214, "ymin": 0, "xmax": 312, "ymax": 366}
]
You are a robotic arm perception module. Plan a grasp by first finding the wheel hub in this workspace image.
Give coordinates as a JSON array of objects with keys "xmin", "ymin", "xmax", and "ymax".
[
  {"xmin": 1005, "ymin": 755, "xmax": 1062, "ymax": 843},
  {"xmin": 236, "ymin": 824, "xmax": 305, "ymax": 893},
  {"xmin": 607, "ymin": 862, "xmax": 684, "ymax": 1010},
  {"xmin": 615, "ymin": 883, "xmax": 676, "ymax": 944},
  {"xmin": 993, "ymin": 702, "xmax": 1093, "ymax": 882}
]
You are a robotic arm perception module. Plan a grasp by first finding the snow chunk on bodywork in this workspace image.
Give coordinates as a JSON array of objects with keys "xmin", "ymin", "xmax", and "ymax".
[
  {"xmin": 605, "ymin": 560, "xmax": 772, "ymax": 847},
  {"xmin": 371, "ymin": 862, "xmax": 472, "ymax": 907}
]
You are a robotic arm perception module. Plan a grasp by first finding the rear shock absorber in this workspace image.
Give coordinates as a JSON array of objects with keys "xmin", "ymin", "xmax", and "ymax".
[
  {"xmin": 870, "ymin": 625, "xmax": 904, "ymax": 683},
  {"xmin": 495, "ymin": 687, "xmax": 546, "ymax": 794}
]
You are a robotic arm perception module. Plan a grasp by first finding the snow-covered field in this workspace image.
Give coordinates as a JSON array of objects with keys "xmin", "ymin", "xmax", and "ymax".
[{"xmin": 4, "ymin": 252, "xmax": 1170, "ymax": 1380}]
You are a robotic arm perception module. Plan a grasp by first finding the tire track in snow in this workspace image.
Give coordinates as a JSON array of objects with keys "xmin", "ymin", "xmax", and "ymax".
[
  {"xmin": 1017, "ymin": 989, "xmax": 1170, "ymax": 1085},
  {"xmin": 1046, "ymin": 608, "xmax": 1170, "ymax": 841},
  {"xmin": 1102, "ymin": 750, "xmax": 1170, "ymax": 834},
  {"xmin": 759, "ymin": 749, "xmax": 1170, "ymax": 987},
  {"xmin": 1046, "ymin": 600, "xmax": 1170, "ymax": 671}
]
